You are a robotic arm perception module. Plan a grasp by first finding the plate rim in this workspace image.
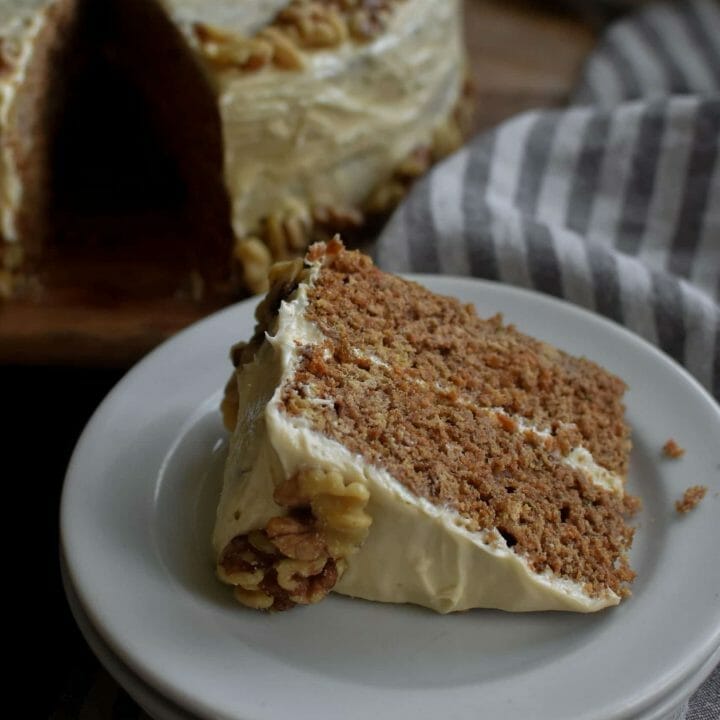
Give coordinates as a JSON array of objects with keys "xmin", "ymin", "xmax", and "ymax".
[
  {"xmin": 62, "ymin": 550, "xmax": 720, "ymax": 720},
  {"xmin": 61, "ymin": 551, "xmax": 196, "ymax": 720}
]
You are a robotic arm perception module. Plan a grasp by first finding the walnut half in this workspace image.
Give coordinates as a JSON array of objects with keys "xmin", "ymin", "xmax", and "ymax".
[{"xmin": 217, "ymin": 467, "xmax": 372, "ymax": 611}]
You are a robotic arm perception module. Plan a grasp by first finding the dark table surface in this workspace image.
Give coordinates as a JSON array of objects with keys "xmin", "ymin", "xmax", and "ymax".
[{"xmin": 12, "ymin": 366, "xmax": 126, "ymax": 717}]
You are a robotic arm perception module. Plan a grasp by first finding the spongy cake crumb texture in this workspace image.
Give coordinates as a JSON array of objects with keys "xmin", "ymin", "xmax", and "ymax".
[{"xmin": 280, "ymin": 243, "xmax": 636, "ymax": 598}]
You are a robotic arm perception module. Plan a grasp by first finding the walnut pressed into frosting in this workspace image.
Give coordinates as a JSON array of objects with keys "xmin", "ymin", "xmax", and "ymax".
[
  {"xmin": 217, "ymin": 467, "xmax": 371, "ymax": 610},
  {"xmin": 192, "ymin": 0, "xmax": 408, "ymax": 74}
]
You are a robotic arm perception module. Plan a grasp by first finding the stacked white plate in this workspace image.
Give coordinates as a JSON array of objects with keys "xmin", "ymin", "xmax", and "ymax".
[
  {"xmin": 61, "ymin": 278, "xmax": 720, "ymax": 720},
  {"xmin": 62, "ymin": 559, "xmax": 196, "ymax": 720}
]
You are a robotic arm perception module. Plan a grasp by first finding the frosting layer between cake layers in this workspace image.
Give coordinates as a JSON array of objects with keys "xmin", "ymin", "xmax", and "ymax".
[{"xmin": 216, "ymin": 262, "xmax": 628, "ymax": 613}]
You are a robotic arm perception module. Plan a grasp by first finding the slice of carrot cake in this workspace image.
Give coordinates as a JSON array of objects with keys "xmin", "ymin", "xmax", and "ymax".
[{"xmin": 216, "ymin": 238, "xmax": 637, "ymax": 613}]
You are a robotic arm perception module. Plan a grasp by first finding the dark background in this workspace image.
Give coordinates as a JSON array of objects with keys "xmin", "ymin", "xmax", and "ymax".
[{"xmin": 15, "ymin": 367, "xmax": 125, "ymax": 717}]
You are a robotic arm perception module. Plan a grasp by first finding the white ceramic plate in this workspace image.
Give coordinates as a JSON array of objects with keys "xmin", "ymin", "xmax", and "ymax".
[
  {"xmin": 60, "ymin": 552, "xmax": 720, "ymax": 720},
  {"xmin": 61, "ymin": 553, "xmax": 196, "ymax": 720},
  {"xmin": 61, "ymin": 277, "xmax": 720, "ymax": 720}
]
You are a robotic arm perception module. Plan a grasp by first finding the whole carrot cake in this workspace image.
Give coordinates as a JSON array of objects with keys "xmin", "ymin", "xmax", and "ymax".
[
  {"xmin": 0, "ymin": 0, "xmax": 467, "ymax": 297},
  {"xmin": 216, "ymin": 239, "xmax": 638, "ymax": 613}
]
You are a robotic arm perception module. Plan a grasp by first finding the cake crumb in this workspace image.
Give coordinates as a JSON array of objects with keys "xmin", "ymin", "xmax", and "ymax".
[
  {"xmin": 675, "ymin": 486, "xmax": 707, "ymax": 514},
  {"xmin": 623, "ymin": 494, "xmax": 643, "ymax": 516},
  {"xmin": 662, "ymin": 439, "xmax": 685, "ymax": 459}
]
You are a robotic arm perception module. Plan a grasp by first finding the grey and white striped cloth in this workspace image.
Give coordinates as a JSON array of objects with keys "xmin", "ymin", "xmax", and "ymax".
[
  {"xmin": 375, "ymin": 1, "xmax": 719, "ymax": 718},
  {"xmin": 377, "ymin": 0, "xmax": 719, "ymax": 402}
]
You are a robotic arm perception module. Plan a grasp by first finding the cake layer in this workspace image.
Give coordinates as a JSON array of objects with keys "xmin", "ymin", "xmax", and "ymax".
[{"xmin": 216, "ymin": 241, "xmax": 637, "ymax": 613}]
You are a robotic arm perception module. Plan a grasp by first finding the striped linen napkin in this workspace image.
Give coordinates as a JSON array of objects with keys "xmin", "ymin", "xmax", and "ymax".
[
  {"xmin": 375, "ymin": 1, "xmax": 719, "ymax": 718},
  {"xmin": 377, "ymin": 0, "xmax": 719, "ymax": 400}
]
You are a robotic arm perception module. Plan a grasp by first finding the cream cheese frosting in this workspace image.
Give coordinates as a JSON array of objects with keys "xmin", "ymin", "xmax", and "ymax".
[
  {"xmin": 163, "ymin": 0, "xmax": 465, "ymax": 241},
  {"xmin": 215, "ymin": 262, "xmax": 625, "ymax": 613}
]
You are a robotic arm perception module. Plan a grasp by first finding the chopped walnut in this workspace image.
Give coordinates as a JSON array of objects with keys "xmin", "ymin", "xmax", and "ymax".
[
  {"xmin": 218, "ymin": 535, "xmax": 277, "ymax": 587},
  {"xmin": 277, "ymin": 2, "xmax": 349, "ymax": 48},
  {"xmin": 193, "ymin": 23, "xmax": 272, "ymax": 71},
  {"xmin": 276, "ymin": 556, "xmax": 341, "ymax": 604},
  {"xmin": 193, "ymin": 22, "xmax": 304, "ymax": 72},
  {"xmin": 193, "ymin": 0, "xmax": 404, "ymax": 77},
  {"xmin": 251, "ymin": 257, "xmax": 309, "ymax": 329},
  {"xmin": 248, "ymin": 529, "xmax": 279, "ymax": 555},
  {"xmin": 312, "ymin": 204, "xmax": 364, "ymax": 232},
  {"xmin": 233, "ymin": 237, "xmax": 272, "ymax": 294},
  {"xmin": 662, "ymin": 439, "xmax": 685, "ymax": 459},
  {"xmin": 281, "ymin": 467, "xmax": 372, "ymax": 557},
  {"xmin": 264, "ymin": 202, "xmax": 312, "ymax": 261},
  {"xmin": 276, "ymin": 555, "xmax": 325, "ymax": 592},
  {"xmin": 276, "ymin": 0, "xmax": 400, "ymax": 46},
  {"xmin": 675, "ymin": 486, "xmax": 707, "ymax": 514},
  {"xmin": 234, "ymin": 586, "xmax": 274, "ymax": 609},
  {"xmin": 266, "ymin": 514, "xmax": 328, "ymax": 560},
  {"xmin": 257, "ymin": 27, "xmax": 305, "ymax": 70},
  {"xmin": 223, "ymin": 254, "xmax": 310, "ymax": 372},
  {"xmin": 345, "ymin": 1, "xmax": 397, "ymax": 41}
]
